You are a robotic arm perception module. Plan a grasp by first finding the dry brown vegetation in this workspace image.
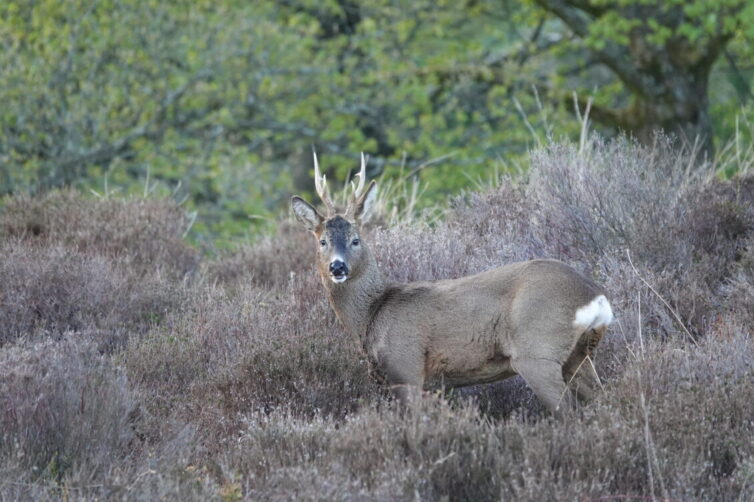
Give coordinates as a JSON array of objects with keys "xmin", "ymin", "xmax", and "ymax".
[{"xmin": 1, "ymin": 138, "xmax": 752, "ymax": 501}]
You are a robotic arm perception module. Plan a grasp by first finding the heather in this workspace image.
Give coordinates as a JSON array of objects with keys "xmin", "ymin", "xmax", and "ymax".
[{"xmin": 1, "ymin": 138, "xmax": 752, "ymax": 501}]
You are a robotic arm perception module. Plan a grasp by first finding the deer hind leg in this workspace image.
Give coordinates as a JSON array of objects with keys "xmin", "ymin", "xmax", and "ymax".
[
  {"xmin": 513, "ymin": 357, "xmax": 574, "ymax": 417},
  {"xmin": 563, "ymin": 354, "xmax": 602, "ymax": 402},
  {"xmin": 563, "ymin": 327, "xmax": 604, "ymax": 402},
  {"xmin": 574, "ymin": 361, "xmax": 602, "ymax": 402}
]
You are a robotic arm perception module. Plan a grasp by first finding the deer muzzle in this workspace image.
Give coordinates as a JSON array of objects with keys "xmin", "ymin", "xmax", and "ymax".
[{"xmin": 329, "ymin": 259, "xmax": 349, "ymax": 283}]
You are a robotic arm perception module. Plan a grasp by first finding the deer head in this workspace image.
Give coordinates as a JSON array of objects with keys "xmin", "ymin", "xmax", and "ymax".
[{"xmin": 291, "ymin": 152, "xmax": 378, "ymax": 285}]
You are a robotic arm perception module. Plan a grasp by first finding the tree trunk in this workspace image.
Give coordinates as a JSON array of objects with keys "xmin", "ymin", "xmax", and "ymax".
[{"xmin": 534, "ymin": 0, "xmax": 739, "ymax": 160}]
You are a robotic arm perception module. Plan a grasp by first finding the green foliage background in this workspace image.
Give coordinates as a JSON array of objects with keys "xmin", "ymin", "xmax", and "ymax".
[{"xmin": 1, "ymin": 0, "xmax": 752, "ymax": 245}]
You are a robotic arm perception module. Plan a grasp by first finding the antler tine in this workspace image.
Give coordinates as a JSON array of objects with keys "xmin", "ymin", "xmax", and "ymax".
[
  {"xmin": 351, "ymin": 152, "xmax": 367, "ymax": 201},
  {"xmin": 313, "ymin": 150, "xmax": 336, "ymax": 215}
]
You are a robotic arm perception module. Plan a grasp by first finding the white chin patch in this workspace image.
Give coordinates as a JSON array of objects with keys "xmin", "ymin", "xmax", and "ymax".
[{"xmin": 330, "ymin": 275, "xmax": 348, "ymax": 284}]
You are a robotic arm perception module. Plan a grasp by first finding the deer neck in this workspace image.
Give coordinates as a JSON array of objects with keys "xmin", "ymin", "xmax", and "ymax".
[{"xmin": 325, "ymin": 248, "xmax": 387, "ymax": 341}]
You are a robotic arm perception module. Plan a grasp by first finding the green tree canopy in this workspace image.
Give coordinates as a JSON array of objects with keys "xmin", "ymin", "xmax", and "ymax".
[
  {"xmin": 1, "ymin": 0, "xmax": 751, "ymax": 243},
  {"xmin": 531, "ymin": 0, "xmax": 753, "ymax": 155}
]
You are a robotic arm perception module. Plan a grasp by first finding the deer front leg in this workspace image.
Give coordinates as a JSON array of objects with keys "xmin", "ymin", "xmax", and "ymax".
[
  {"xmin": 389, "ymin": 381, "xmax": 424, "ymax": 406},
  {"xmin": 380, "ymin": 350, "xmax": 425, "ymax": 407}
]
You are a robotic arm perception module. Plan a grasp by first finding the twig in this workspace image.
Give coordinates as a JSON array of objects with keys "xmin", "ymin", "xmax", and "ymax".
[
  {"xmin": 586, "ymin": 355, "xmax": 605, "ymax": 392},
  {"xmin": 560, "ymin": 354, "xmax": 589, "ymax": 406},
  {"xmin": 513, "ymin": 97, "xmax": 542, "ymax": 147},
  {"xmin": 399, "ymin": 151, "xmax": 459, "ymax": 183},
  {"xmin": 626, "ymin": 249, "xmax": 698, "ymax": 347},
  {"xmin": 615, "ymin": 318, "xmax": 638, "ymax": 360},
  {"xmin": 574, "ymin": 93, "xmax": 593, "ymax": 155},
  {"xmin": 638, "ymin": 288, "xmax": 644, "ymax": 353},
  {"xmin": 640, "ymin": 386, "xmax": 670, "ymax": 501},
  {"xmin": 582, "ymin": 496, "xmax": 683, "ymax": 502},
  {"xmin": 559, "ymin": 352, "xmax": 605, "ymax": 407}
]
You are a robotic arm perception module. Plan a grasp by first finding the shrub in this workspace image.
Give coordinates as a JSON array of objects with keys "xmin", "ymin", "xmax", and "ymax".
[
  {"xmin": 0, "ymin": 338, "xmax": 138, "ymax": 481},
  {"xmin": 441, "ymin": 136, "xmax": 753, "ymax": 336},
  {"xmin": 0, "ymin": 241, "xmax": 181, "ymax": 348},
  {"xmin": 205, "ymin": 221, "xmax": 315, "ymax": 289},
  {"xmin": 721, "ymin": 237, "xmax": 754, "ymax": 327},
  {"xmin": 124, "ymin": 276, "xmax": 381, "ymax": 445},
  {"xmin": 201, "ymin": 330, "xmax": 752, "ymax": 502},
  {"xmin": 0, "ymin": 190, "xmax": 198, "ymax": 278},
  {"xmin": 2, "ymin": 136, "xmax": 753, "ymax": 500}
]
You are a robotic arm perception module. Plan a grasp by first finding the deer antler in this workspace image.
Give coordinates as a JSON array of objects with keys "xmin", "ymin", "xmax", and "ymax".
[
  {"xmin": 343, "ymin": 152, "xmax": 370, "ymax": 220},
  {"xmin": 351, "ymin": 152, "xmax": 367, "ymax": 201},
  {"xmin": 313, "ymin": 150, "xmax": 336, "ymax": 215}
]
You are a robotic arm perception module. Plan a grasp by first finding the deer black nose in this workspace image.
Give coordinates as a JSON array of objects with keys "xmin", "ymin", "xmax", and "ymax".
[{"xmin": 329, "ymin": 260, "xmax": 348, "ymax": 277}]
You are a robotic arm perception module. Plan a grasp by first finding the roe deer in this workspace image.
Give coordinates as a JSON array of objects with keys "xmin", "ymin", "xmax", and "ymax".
[{"xmin": 291, "ymin": 153, "xmax": 613, "ymax": 415}]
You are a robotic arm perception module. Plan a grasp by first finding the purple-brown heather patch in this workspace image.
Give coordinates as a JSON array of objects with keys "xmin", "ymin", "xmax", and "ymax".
[{"xmin": 0, "ymin": 138, "xmax": 752, "ymax": 501}]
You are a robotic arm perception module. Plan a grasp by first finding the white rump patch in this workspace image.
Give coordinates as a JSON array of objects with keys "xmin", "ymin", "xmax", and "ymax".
[{"xmin": 573, "ymin": 295, "xmax": 614, "ymax": 330}]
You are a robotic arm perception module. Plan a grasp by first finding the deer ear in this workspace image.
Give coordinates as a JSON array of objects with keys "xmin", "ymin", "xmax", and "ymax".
[
  {"xmin": 354, "ymin": 180, "xmax": 378, "ymax": 222},
  {"xmin": 291, "ymin": 196, "xmax": 323, "ymax": 232}
]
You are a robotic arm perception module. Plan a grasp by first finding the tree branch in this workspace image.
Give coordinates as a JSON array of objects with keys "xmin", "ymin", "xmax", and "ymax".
[
  {"xmin": 724, "ymin": 48, "xmax": 753, "ymax": 103},
  {"xmin": 38, "ymin": 67, "xmax": 217, "ymax": 190},
  {"xmin": 565, "ymin": 0, "xmax": 611, "ymax": 18},
  {"xmin": 569, "ymin": 93, "xmax": 628, "ymax": 130},
  {"xmin": 532, "ymin": 0, "xmax": 658, "ymax": 97}
]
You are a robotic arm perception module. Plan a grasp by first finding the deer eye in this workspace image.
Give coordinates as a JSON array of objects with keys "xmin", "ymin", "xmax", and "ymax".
[
  {"xmin": 319, "ymin": 239, "xmax": 327, "ymax": 247},
  {"xmin": 351, "ymin": 238, "xmax": 360, "ymax": 246}
]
